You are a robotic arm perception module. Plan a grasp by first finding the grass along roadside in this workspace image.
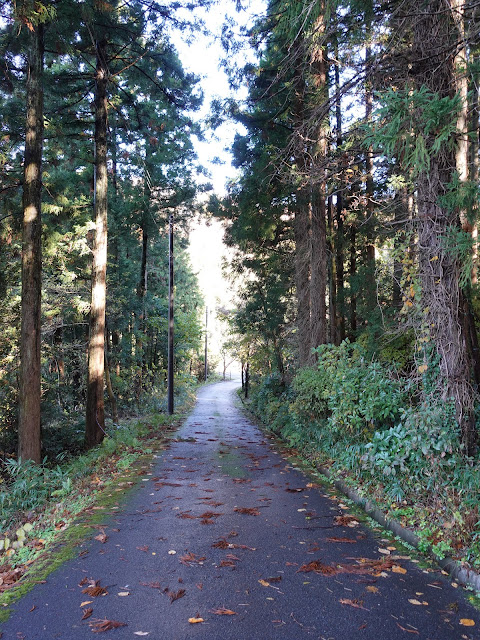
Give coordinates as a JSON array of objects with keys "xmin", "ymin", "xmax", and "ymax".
[{"xmin": 0, "ymin": 400, "xmax": 194, "ymax": 620}]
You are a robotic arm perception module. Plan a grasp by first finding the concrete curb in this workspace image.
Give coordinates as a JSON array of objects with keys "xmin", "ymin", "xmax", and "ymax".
[
  {"xmin": 237, "ymin": 392, "xmax": 480, "ymax": 593},
  {"xmin": 317, "ymin": 464, "xmax": 480, "ymax": 593}
]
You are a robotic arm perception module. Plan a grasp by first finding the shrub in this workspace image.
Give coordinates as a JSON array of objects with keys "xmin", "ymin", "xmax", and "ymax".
[{"xmin": 291, "ymin": 341, "xmax": 406, "ymax": 443}]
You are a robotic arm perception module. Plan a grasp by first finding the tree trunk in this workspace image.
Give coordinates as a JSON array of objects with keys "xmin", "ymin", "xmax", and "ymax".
[
  {"xmin": 327, "ymin": 195, "xmax": 337, "ymax": 344},
  {"xmin": 334, "ymin": 36, "xmax": 346, "ymax": 343},
  {"xmin": 309, "ymin": 10, "xmax": 328, "ymax": 355},
  {"xmin": 85, "ymin": 38, "xmax": 108, "ymax": 448},
  {"xmin": 18, "ymin": 20, "xmax": 44, "ymax": 464},
  {"xmin": 364, "ymin": 1, "xmax": 376, "ymax": 316},
  {"xmin": 413, "ymin": 0, "xmax": 477, "ymax": 455},
  {"xmin": 349, "ymin": 224, "xmax": 357, "ymax": 338}
]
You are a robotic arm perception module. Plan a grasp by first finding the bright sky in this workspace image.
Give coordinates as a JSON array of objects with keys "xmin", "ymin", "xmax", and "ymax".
[{"xmin": 171, "ymin": 0, "xmax": 266, "ymax": 370}]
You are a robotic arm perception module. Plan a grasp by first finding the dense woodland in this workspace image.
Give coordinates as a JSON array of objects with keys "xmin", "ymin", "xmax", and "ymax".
[
  {"xmin": 215, "ymin": 0, "xmax": 480, "ymax": 564},
  {"xmin": 2, "ymin": 0, "xmax": 480, "ymax": 568},
  {"xmin": 0, "ymin": 0, "xmax": 211, "ymax": 465}
]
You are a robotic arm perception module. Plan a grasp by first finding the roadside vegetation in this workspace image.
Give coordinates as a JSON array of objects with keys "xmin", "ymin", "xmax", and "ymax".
[
  {"xmin": 246, "ymin": 345, "xmax": 480, "ymax": 571},
  {"xmin": 0, "ymin": 381, "xmax": 196, "ymax": 602}
]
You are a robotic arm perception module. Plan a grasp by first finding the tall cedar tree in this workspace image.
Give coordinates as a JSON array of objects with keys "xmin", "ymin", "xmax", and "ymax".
[{"xmin": 18, "ymin": 11, "xmax": 44, "ymax": 463}]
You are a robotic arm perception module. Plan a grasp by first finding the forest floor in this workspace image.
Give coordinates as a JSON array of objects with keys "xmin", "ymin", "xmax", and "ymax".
[{"xmin": 0, "ymin": 379, "xmax": 479, "ymax": 639}]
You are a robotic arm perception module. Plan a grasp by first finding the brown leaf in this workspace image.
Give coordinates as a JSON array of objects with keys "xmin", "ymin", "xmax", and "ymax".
[
  {"xmin": 188, "ymin": 617, "xmax": 204, "ymax": 624},
  {"xmin": 267, "ymin": 576, "xmax": 282, "ymax": 583},
  {"xmin": 140, "ymin": 582, "xmax": 162, "ymax": 590},
  {"xmin": 200, "ymin": 511, "xmax": 223, "ymax": 519},
  {"xmin": 460, "ymin": 619, "xmax": 476, "ymax": 627},
  {"xmin": 212, "ymin": 539, "xmax": 230, "ymax": 549},
  {"xmin": 392, "ymin": 565, "xmax": 407, "ymax": 574},
  {"xmin": 136, "ymin": 545, "xmax": 149, "ymax": 552},
  {"xmin": 180, "ymin": 552, "xmax": 206, "ymax": 566},
  {"xmin": 82, "ymin": 608, "xmax": 93, "ymax": 620},
  {"xmin": 297, "ymin": 560, "xmax": 337, "ymax": 575},
  {"xmin": 210, "ymin": 608, "xmax": 237, "ymax": 615},
  {"xmin": 88, "ymin": 618, "xmax": 127, "ymax": 632},
  {"xmin": 326, "ymin": 537, "xmax": 357, "ymax": 544},
  {"xmin": 340, "ymin": 598, "xmax": 368, "ymax": 611},
  {"xmin": 168, "ymin": 589, "xmax": 186, "ymax": 603},
  {"xmin": 177, "ymin": 512, "xmax": 197, "ymax": 520},
  {"xmin": 94, "ymin": 534, "xmax": 108, "ymax": 544},
  {"xmin": 219, "ymin": 559, "xmax": 236, "ymax": 567},
  {"xmin": 82, "ymin": 583, "xmax": 108, "ymax": 597},
  {"xmin": 234, "ymin": 507, "xmax": 260, "ymax": 516},
  {"xmin": 334, "ymin": 515, "xmax": 359, "ymax": 527}
]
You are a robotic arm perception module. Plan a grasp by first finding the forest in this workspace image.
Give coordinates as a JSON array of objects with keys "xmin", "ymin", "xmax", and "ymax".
[
  {"xmin": 1, "ymin": 0, "xmax": 480, "ymax": 581},
  {"xmin": 0, "ymin": 0, "xmax": 211, "ymax": 468},
  {"xmin": 216, "ymin": 0, "xmax": 480, "ymax": 568}
]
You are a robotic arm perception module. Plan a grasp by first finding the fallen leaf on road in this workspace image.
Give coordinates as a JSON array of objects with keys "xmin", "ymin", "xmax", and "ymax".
[
  {"xmin": 366, "ymin": 586, "xmax": 379, "ymax": 593},
  {"xmin": 298, "ymin": 560, "xmax": 337, "ymax": 575},
  {"xmin": 334, "ymin": 515, "xmax": 359, "ymax": 527},
  {"xmin": 210, "ymin": 608, "xmax": 237, "ymax": 615},
  {"xmin": 180, "ymin": 552, "xmax": 206, "ymax": 565},
  {"xmin": 81, "ymin": 600, "xmax": 93, "ymax": 607},
  {"xmin": 460, "ymin": 619, "xmax": 475, "ymax": 627},
  {"xmin": 117, "ymin": 592, "xmax": 130, "ymax": 597},
  {"xmin": 408, "ymin": 599, "xmax": 428, "ymax": 606},
  {"xmin": 326, "ymin": 537, "xmax": 357, "ymax": 544},
  {"xmin": 212, "ymin": 539, "xmax": 230, "ymax": 549},
  {"xmin": 140, "ymin": 582, "xmax": 162, "ymax": 590},
  {"xmin": 137, "ymin": 546, "xmax": 149, "ymax": 552},
  {"xmin": 258, "ymin": 579, "xmax": 270, "ymax": 587},
  {"xmin": 188, "ymin": 618, "xmax": 204, "ymax": 624},
  {"xmin": 82, "ymin": 608, "xmax": 93, "ymax": 620},
  {"xmin": 219, "ymin": 559, "xmax": 236, "ymax": 567},
  {"xmin": 168, "ymin": 589, "xmax": 186, "ymax": 603},
  {"xmin": 378, "ymin": 548, "xmax": 390, "ymax": 555},
  {"xmin": 340, "ymin": 598, "xmax": 368, "ymax": 610},
  {"xmin": 88, "ymin": 618, "xmax": 127, "ymax": 632},
  {"xmin": 234, "ymin": 507, "xmax": 260, "ymax": 516},
  {"xmin": 392, "ymin": 565, "xmax": 407, "ymax": 574},
  {"xmin": 94, "ymin": 532, "xmax": 108, "ymax": 544},
  {"xmin": 82, "ymin": 582, "xmax": 108, "ymax": 597}
]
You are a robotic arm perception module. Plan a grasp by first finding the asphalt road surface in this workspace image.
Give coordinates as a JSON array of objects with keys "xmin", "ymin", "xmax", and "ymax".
[{"xmin": 2, "ymin": 380, "xmax": 479, "ymax": 639}]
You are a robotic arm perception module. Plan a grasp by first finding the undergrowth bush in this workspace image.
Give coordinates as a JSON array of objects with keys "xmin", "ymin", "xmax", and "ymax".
[{"xmin": 248, "ymin": 339, "xmax": 480, "ymax": 566}]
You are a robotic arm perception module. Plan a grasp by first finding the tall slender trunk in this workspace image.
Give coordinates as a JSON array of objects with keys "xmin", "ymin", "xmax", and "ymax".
[
  {"xmin": 85, "ymin": 38, "xmax": 108, "ymax": 448},
  {"xmin": 349, "ymin": 224, "xmax": 357, "ymax": 338},
  {"xmin": 334, "ymin": 34, "xmax": 346, "ymax": 343},
  {"xmin": 309, "ymin": 9, "xmax": 328, "ymax": 354},
  {"xmin": 18, "ymin": 20, "xmax": 44, "ymax": 463},
  {"xmin": 364, "ymin": 5, "xmax": 376, "ymax": 315},
  {"xmin": 293, "ymin": 69, "xmax": 311, "ymax": 366},
  {"xmin": 469, "ymin": 50, "xmax": 479, "ymax": 285},
  {"xmin": 327, "ymin": 195, "xmax": 337, "ymax": 344}
]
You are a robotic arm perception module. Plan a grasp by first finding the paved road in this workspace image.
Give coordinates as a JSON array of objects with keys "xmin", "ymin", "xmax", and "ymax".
[{"xmin": 2, "ymin": 380, "xmax": 479, "ymax": 639}]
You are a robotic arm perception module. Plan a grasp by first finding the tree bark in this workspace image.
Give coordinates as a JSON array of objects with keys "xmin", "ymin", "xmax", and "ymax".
[
  {"xmin": 85, "ymin": 38, "xmax": 108, "ymax": 448},
  {"xmin": 309, "ymin": 9, "xmax": 328, "ymax": 354},
  {"xmin": 413, "ymin": 0, "xmax": 477, "ymax": 455},
  {"xmin": 364, "ymin": 4, "xmax": 376, "ymax": 315},
  {"xmin": 333, "ymin": 31, "xmax": 346, "ymax": 343},
  {"xmin": 18, "ymin": 19, "xmax": 44, "ymax": 464}
]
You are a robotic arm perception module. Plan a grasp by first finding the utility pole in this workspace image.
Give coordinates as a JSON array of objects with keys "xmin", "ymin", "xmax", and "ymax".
[
  {"xmin": 204, "ymin": 306, "xmax": 208, "ymax": 381},
  {"xmin": 167, "ymin": 213, "xmax": 174, "ymax": 414}
]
